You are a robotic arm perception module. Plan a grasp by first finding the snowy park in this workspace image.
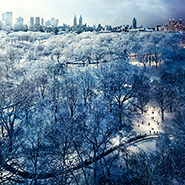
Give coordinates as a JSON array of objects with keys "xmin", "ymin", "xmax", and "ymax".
[{"xmin": 0, "ymin": 30, "xmax": 185, "ymax": 184}]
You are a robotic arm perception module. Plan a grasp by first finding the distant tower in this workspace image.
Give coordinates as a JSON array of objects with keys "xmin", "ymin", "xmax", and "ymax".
[
  {"xmin": 179, "ymin": 19, "xmax": 182, "ymax": 25},
  {"xmin": 73, "ymin": 15, "xmax": 77, "ymax": 27},
  {"xmin": 79, "ymin": 15, "xmax": 82, "ymax": 27},
  {"xmin": 169, "ymin": 19, "xmax": 171, "ymax": 26},
  {"xmin": 132, "ymin": 17, "xmax": 137, "ymax": 29},
  {"xmin": 41, "ymin": 18, "xmax": 44, "ymax": 26},
  {"xmin": 30, "ymin": 17, "xmax": 34, "ymax": 27},
  {"xmin": 35, "ymin": 17, "xmax": 40, "ymax": 26}
]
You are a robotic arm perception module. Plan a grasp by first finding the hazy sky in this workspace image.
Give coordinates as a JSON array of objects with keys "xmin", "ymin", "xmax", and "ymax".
[{"xmin": 0, "ymin": 0, "xmax": 184, "ymax": 27}]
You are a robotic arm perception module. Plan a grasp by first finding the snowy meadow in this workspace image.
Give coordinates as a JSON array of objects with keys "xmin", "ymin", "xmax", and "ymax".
[{"xmin": 0, "ymin": 30, "xmax": 185, "ymax": 184}]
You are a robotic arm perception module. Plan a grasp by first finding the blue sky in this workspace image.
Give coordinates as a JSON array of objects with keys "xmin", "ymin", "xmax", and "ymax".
[{"xmin": 0, "ymin": 0, "xmax": 184, "ymax": 27}]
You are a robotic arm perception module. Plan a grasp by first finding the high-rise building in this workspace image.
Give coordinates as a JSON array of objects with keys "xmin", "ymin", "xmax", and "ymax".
[
  {"xmin": 30, "ymin": 17, "xmax": 34, "ymax": 27},
  {"xmin": 132, "ymin": 17, "xmax": 137, "ymax": 29},
  {"xmin": 79, "ymin": 15, "xmax": 82, "ymax": 27},
  {"xmin": 41, "ymin": 18, "xmax": 44, "ymax": 26},
  {"xmin": 14, "ymin": 17, "xmax": 28, "ymax": 31},
  {"xmin": 16, "ymin": 17, "xmax": 24, "ymax": 25},
  {"xmin": 163, "ymin": 18, "xmax": 184, "ymax": 31},
  {"xmin": 73, "ymin": 15, "xmax": 77, "ymax": 27},
  {"xmin": 29, "ymin": 16, "xmax": 44, "ymax": 31},
  {"xmin": 169, "ymin": 19, "xmax": 171, "ymax": 26},
  {"xmin": 35, "ymin": 17, "xmax": 40, "ymax": 26},
  {"xmin": 179, "ymin": 19, "xmax": 182, "ymax": 25},
  {"xmin": 2, "ymin": 13, "xmax": 5, "ymax": 22},
  {"xmin": 2, "ymin": 12, "xmax": 12, "ymax": 27}
]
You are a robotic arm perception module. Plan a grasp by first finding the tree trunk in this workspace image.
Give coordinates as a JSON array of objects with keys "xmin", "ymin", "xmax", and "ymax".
[
  {"xmin": 93, "ymin": 145, "xmax": 97, "ymax": 185},
  {"xmin": 110, "ymin": 102, "xmax": 112, "ymax": 113},
  {"xmin": 118, "ymin": 100, "xmax": 122, "ymax": 129},
  {"xmin": 1, "ymin": 125, "xmax": 4, "ymax": 137},
  {"xmin": 34, "ymin": 179, "xmax": 37, "ymax": 185},
  {"xmin": 161, "ymin": 109, "xmax": 164, "ymax": 123},
  {"xmin": 119, "ymin": 112, "xmax": 122, "ymax": 130},
  {"xmin": 54, "ymin": 104, "xmax": 58, "ymax": 124}
]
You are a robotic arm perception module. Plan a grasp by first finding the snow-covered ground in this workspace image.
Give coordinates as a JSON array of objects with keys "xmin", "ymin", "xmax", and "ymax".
[
  {"xmin": 128, "ymin": 140, "xmax": 157, "ymax": 153},
  {"xmin": 131, "ymin": 106, "xmax": 162, "ymax": 151},
  {"xmin": 133, "ymin": 105, "xmax": 162, "ymax": 136},
  {"xmin": 112, "ymin": 105, "xmax": 163, "ymax": 152}
]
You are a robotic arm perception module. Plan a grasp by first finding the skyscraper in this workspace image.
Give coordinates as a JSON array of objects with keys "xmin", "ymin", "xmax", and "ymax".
[
  {"xmin": 30, "ymin": 17, "xmax": 34, "ymax": 27},
  {"xmin": 35, "ymin": 17, "xmax": 40, "ymax": 26},
  {"xmin": 164, "ymin": 18, "xmax": 184, "ymax": 31},
  {"xmin": 2, "ymin": 12, "xmax": 12, "ymax": 27},
  {"xmin": 169, "ymin": 19, "xmax": 172, "ymax": 26},
  {"xmin": 79, "ymin": 15, "xmax": 82, "ymax": 27},
  {"xmin": 73, "ymin": 15, "xmax": 77, "ymax": 27},
  {"xmin": 179, "ymin": 19, "xmax": 182, "ymax": 25},
  {"xmin": 132, "ymin": 17, "xmax": 137, "ymax": 29},
  {"xmin": 41, "ymin": 18, "xmax": 44, "ymax": 26}
]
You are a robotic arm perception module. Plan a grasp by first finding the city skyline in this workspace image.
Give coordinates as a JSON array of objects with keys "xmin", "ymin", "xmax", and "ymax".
[
  {"xmin": 1, "ymin": 12, "xmax": 184, "ymax": 33},
  {"xmin": 0, "ymin": 0, "xmax": 184, "ymax": 27}
]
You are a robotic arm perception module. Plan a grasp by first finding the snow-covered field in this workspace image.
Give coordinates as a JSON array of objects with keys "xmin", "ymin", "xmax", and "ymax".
[{"xmin": 133, "ymin": 106, "xmax": 162, "ymax": 136}]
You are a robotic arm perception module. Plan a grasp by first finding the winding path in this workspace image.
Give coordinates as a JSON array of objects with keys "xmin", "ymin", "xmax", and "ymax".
[{"xmin": 0, "ymin": 134, "xmax": 158, "ymax": 182}]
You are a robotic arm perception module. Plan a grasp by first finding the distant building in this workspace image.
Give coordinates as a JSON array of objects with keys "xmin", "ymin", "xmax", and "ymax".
[
  {"xmin": 45, "ymin": 17, "xmax": 59, "ymax": 27},
  {"xmin": 133, "ymin": 17, "xmax": 137, "ymax": 29},
  {"xmin": 155, "ymin": 25, "xmax": 162, "ymax": 31},
  {"xmin": 45, "ymin": 20, "xmax": 50, "ymax": 27},
  {"xmin": 35, "ymin": 17, "xmax": 40, "ymax": 26},
  {"xmin": 71, "ymin": 15, "xmax": 84, "ymax": 32},
  {"xmin": 41, "ymin": 18, "xmax": 44, "ymax": 26},
  {"xmin": 14, "ymin": 16, "xmax": 27, "ymax": 31},
  {"xmin": 30, "ymin": 17, "xmax": 34, "ymax": 27},
  {"xmin": 55, "ymin": 19, "xmax": 59, "ymax": 27},
  {"xmin": 105, "ymin": 25, "xmax": 112, "ymax": 31},
  {"xmin": 2, "ymin": 12, "xmax": 12, "ymax": 27},
  {"xmin": 79, "ymin": 15, "xmax": 83, "ymax": 27},
  {"xmin": 29, "ymin": 16, "xmax": 44, "ymax": 31},
  {"xmin": 50, "ymin": 17, "xmax": 55, "ymax": 26},
  {"xmin": 16, "ymin": 17, "xmax": 23, "ymax": 25},
  {"xmin": 51, "ymin": 17, "xmax": 59, "ymax": 27},
  {"xmin": 73, "ymin": 15, "xmax": 77, "ymax": 27},
  {"xmin": 163, "ymin": 18, "xmax": 185, "ymax": 31}
]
